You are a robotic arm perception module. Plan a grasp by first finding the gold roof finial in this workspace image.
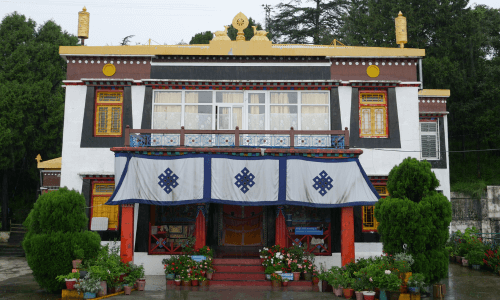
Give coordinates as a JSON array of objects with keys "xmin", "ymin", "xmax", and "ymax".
[
  {"xmin": 232, "ymin": 12, "xmax": 249, "ymax": 41},
  {"xmin": 78, "ymin": 6, "xmax": 90, "ymax": 44},
  {"xmin": 395, "ymin": 11, "xmax": 407, "ymax": 48}
]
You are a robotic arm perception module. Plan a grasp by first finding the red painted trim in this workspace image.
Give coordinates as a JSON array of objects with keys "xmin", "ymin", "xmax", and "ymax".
[
  {"xmin": 194, "ymin": 206, "xmax": 206, "ymax": 250},
  {"xmin": 341, "ymin": 207, "xmax": 355, "ymax": 266},
  {"xmin": 93, "ymin": 89, "xmax": 124, "ymax": 138},
  {"xmin": 275, "ymin": 207, "xmax": 286, "ymax": 248},
  {"xmin": 120, "ymin": 204, "xmax": 134, "ymax": 263}
]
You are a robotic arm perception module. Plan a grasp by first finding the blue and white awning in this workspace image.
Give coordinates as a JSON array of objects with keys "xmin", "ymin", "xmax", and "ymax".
[{"xmin": 106, "ymin": 153, "xmax": 379, "ymax": 207}]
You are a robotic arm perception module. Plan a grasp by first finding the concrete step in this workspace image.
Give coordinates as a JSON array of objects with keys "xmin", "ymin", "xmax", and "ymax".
[
  {"xmin": 212, "ymin": 272, "xmax": 265, "ymax": 281},
  {"xmin": 212, "ymin": 258, "xmax": 261, "ymax": 265},
  {"xmin": 209, "ymin": 280, "xmax": 271, "ymax": 286},
  {"xmin": 214, "ymin": 265, "xmax": 265, "ymax": 273}
]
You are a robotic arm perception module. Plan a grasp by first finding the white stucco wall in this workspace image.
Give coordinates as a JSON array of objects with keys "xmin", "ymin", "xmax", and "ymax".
[
  {"xmin": 131, "ymin": 86, "xmax": 145, "ymax": 129},
  {"xmin": 60, "ymin": 85, "xmax": 115, "ymax": 192},
  {"xmin": 338, "ymin": 86, "xmax": 352, "ymax": 130}
]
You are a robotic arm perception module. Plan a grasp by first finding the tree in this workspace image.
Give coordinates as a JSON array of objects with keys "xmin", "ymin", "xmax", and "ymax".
[
  {"xmin": 23, "ymin": 188, "xmax": 101, "ymax": 292},
  {"xmin": 270, "ymin": 0, "xmax": 348, "ymax": 45},
  {"xmin": 0, "ymin": 13, "xmax": 78, "ymax": 229},
  {"xmin": 189, "ymin": 31, "xmax": 213, "ymax": 44},
  {"xmin": 375, "ymin": 158, "xmax": 452, "ymax": 284},
  {"xmin": 120, "ymin": 35, "xmax": 135, "ymax": 45}
]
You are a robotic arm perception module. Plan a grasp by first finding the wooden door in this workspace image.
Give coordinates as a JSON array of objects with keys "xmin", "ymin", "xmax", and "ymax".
[{"xmin": 222, "ymin": 205, "xmax": 263, "ymax": 246}]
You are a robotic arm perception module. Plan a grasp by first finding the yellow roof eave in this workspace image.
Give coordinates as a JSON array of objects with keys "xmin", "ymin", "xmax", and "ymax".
[
  {"xmin": 418, "ymin": 89, "xmax": 450, "ymax": 97},
  {"xmin": 59, "ymin": 41, "xmax": 425, "ymax": 58}
]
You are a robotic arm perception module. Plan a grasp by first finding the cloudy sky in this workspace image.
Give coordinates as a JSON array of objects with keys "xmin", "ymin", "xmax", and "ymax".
[{"xmin": 1, "ymin": 0, "xmax": 499, "ymax": 46}]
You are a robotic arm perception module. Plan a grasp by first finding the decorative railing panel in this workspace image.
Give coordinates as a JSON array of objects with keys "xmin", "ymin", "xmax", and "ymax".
[{"xmin": 126, "ymin": 126, "xmax": 349, "ymax": 149}]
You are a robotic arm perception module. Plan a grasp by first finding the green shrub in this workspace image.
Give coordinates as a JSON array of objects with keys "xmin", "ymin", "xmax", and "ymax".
[
  {"xmin": 375, "ymin": 158, "xmax": 452, "ymax": 284},
  {"xmin": 22, "ymin": 188, "xmax": 101, "ymax": 292}
]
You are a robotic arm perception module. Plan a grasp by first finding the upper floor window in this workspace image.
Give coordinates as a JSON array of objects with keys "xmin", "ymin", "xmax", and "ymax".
[
  {"xmin": 420, "ymin": 120, "xmax": 439, "ymax": 160},
  {"xmin": 359, "ymin": 91, "xmax": 388, "ymax": 138},
  {"xmin": 151, "ymin": 90, "xmax": 330, "ymax": 131},
  {"xmin": 94, "ymin": 90, "xmax": 123, "ymax": 136}
]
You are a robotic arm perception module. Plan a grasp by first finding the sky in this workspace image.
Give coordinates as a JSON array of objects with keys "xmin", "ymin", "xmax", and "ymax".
[{"xmin": 1, "ymin": 0, "xmax": 499, "ymax": 46}]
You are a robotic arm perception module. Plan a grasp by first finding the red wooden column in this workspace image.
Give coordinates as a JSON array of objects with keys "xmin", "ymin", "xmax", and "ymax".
[
  {"xmin": 275, "ymin": 206, "xmax": 286, "ymax": 247},
  {"xmin": 341, "ymin": 206, "xmax": 355, "ymax": 266},
  {"xmin": 194, "ymin": 205, "xmax": 206, "ymax": 250},
  {"xmin": 120, "ymin": 204, "xmax": 134, "ymax": 263}
]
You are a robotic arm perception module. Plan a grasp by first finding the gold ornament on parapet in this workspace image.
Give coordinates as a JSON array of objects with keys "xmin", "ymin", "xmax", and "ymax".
[
  {"xmin": 212, "ymin": 25, "xmax": 231, "ymax": 41},
  {"xmin": 250, "ymin": 26, "xmax": 269, "ymax": 42},
  {"xmin": 395, "ymin": 11, "xmax": 407, "ymax": 48},
  {"xmin": 232, "ymin": 12, "xmax": 249, "ymax": 41},
  {"xmin": 78, "ymin": 6, "xmax": 90, "ymax": 39}
]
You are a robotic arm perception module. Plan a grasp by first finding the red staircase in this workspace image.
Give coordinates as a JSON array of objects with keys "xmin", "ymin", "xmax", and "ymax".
[{"xmin": 210, "ymin": 258, "xmax": 318, "ymax": 291}]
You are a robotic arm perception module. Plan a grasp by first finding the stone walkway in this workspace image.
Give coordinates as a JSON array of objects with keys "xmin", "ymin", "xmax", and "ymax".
[{"xmin": 2, "ymin": 257, "xmax": 500, "ymax": 299}]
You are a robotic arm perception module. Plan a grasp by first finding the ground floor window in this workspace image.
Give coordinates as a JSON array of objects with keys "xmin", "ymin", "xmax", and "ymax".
[
  {"xmin": 362, "ymin": 185, "xmax": 388, "ymax": 232},
  {"xmin": 284, "ymin": 206, "xmax": 331, "ymax": 255},
  {"xmin": 91, "ymin": 181, "xmax": 119, "ymax": 230}
]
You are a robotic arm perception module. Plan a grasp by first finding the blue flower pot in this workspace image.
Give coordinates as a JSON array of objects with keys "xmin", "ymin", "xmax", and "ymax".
[
  {"xmin": 379, "ymin": 289, "xmax": 388, "ymax": 300},
  {"xmin": 408, "ymin": 287, "xmax": 420, "ymax": 294},
  {"xmin": 166, "ymin": 273, "xmax": 175, "ymax": 280},
  {"xmin": 83, "ymin": 292, "xmax": 96, "ymax": 299}
]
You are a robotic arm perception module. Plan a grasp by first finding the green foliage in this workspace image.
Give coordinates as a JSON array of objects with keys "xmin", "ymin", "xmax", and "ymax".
[
  {"xmin": 407, "ymin": 273, "xmax": 426, "ymax": 289},
  {"xmin": 55, "ymin": 272, "xmax": 80, "ymax": 282},
  {"xmin": 376, "ymin": 159, "xmax": 452, "ymax": 284},
  {"xmin": 325, "ymin": 266, "xmax": 343, "ymax": 289},
  {"xmin": 270, "ymin": 0, "xmax": 347, "ymax": 44},
  {"xmin": 74, "ymin": 272, "xmax": 102, "ymax": 294},
  {"xmin": 451, "ymin": 180, "xmax": 487, "ymax": 200},
  {"xmin": 83, "ymin": 242, "xmax": 127, "ymax": 287},
  {"xmin": 189, "ymin": 31, "xmax": 213, "ymax": 44},
  {"xmin": 0, "ymin": 12, "xmax": 78, "ymax": 226},
  {"xmin": 386, "ymin": 158, "xmax": 439, "ymax": 203},
  {"xmin": 22, "ymin": 188, "xmax": 101, "ymax": 292}
]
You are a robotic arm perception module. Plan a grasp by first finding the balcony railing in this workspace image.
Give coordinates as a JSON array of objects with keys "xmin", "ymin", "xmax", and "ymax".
[{"xmin": 125, "ymin": 126, "xmax": 349, "ymax": 149}]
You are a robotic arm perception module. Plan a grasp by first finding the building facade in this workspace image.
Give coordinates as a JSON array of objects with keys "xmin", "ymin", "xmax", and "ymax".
[{"xmin": 59, "ymin": 11, "xmax": 450, "ymax": 275}]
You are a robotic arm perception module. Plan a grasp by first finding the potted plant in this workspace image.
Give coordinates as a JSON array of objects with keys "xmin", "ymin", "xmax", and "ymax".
[
  {"xmin": 73, "ymin": 247, "xmax": 85, "ymax": 269},
  {"xmin": 339, "ymin": 270, "xmax": 355, "ymax": 299},
  {"xmin": 86, "ymin": 265, "xmax": 107, "ymax": 297},
  {"xmin": 265, "ymin": 265, "xmax": 275, "ymax": 280},
  {"xmin": 466, "ymin": 250, "xmax": 485, "ymax": 270},
  {"xmin": 162, "ymin": 256, "xmax": 177, "ymax": 280},
  {"xmin": 206, "ymin": 266, "xmax": 215, "ymax": 280},
  {"xmin": 259, "ymin": 247, "xmax": 270, "ymax": 264},
  {"xmin": 290, "ymin": 260, "xmax": 301, "ymax": 281},
  {"xmin": 191, "ymin": 269, "xmax": 202, "ymax": 286},
  {"xmin": 407, "ymin": 273, "xmax": 425, "ymax": 295},
  {"xmin": 351, "ymin": 275, "xmax": 365, "ymax": 300},
  {"xmin": 270, "ymin": 273, "xmax": 282, "ymax": 288},
  {"xmin": 326, "ymin": 266, "xmax": 343, "ymax": 296},
  {"xmin": 302, "ymin": 260, "xmax": 313, "ymax": 281},
  {"xmin": 174, "ymin": 275, "xmax": 181, "ymax": 286},
  {"xmin": 379, "ymin": 270, "xmax": 402, "ymax": 300},
  {"xmin": 180, "ymin": 270, "xmax": 191, "ymax": 286},
  {"xmin": 74, "ymin": 272, "xmax": 102, "ymax": 299},
  {"xmin": 199, "ymin": 276, "xmax": 209, "ymax": 287},
  {"xmin": 123, "ymin": 275, "xmax": 136, "ymax": 295},
  {"xmin": 56, "ymin": 272, "xmax": 81, "ymax": 290},
  {"xmin": 282, "ymin": 278, "xmax": 289, "ymax": 287}
]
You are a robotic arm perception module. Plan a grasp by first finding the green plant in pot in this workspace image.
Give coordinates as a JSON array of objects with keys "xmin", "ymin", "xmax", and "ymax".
[
  {"xmin": 73, "ymin": 247, "xmax": 85, "ymax": 269},
  {"xmin": 56, "ymin": 272, "xmax": 80, "ymax": 290},
  {"xmin": 407, "ymin": 273, "xmax": 426, "ymax": 294},
  {"xmin": 74, "ymin": 271, "xmax": 102, "ymax": 298},
  {"xmin": 123, "ymin": 275, "xmax": 136, "ymax": 295},
  {"xmin": 264, "ymin": 265, "xmax": 275, "ymax": 280},
  {"xmin": 326, "ymin": 266, "xmax": 343, "ymax": 289},
  {"xmin": 466, "ymin": 250, "xmax": 485, "ymax": 268}
]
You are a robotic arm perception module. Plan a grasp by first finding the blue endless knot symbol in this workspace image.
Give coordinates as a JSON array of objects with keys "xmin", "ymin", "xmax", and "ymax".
[
  {"xmin": 312, "ymin": 170, "xmax": 333, "ymax": 196},
  {"xmin": 158, "ymin": 168, "xmax": 179, "ymax": 194},
  {"xmin": 234, "ymin": 167, "xmax": 256, "ymax": 194}
]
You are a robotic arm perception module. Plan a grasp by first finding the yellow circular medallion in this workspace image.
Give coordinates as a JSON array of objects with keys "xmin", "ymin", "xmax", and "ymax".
[
  {"xmin": 367, "ymin": 65, "xmax": 380, "ymax": 78},
  {"xmin": 103, "ymin": 64, "xmax": 116, "ymax": 77}
]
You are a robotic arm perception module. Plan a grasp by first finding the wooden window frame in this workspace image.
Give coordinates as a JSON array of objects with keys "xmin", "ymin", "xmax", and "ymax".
[
  {"xmin": 94, "ymin": 89, "xmax": 124, "ymax": 137},
  {"xmin": 359, "ymin": 90, "xmax": 388, "ymax": 138},
  {"xmin": 90, "ymin": 180, "xmax": 119, "ymax": 231},
  {"xmin": 362, "ymin": 185, "xmax": 388, "ymax": 232}
]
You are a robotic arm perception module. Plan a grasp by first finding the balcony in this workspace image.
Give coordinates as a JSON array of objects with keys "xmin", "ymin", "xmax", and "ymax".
[{"xmin": 124, "ymin": 126, "xmax": 349, "ymax": 149}]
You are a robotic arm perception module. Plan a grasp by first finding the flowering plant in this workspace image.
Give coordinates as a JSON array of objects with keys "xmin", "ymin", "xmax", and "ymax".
[
  {"xmin": 270, "ymin": 273, "xmax": 282, "ymax": 282},
  {"xmin": 194, "ymin": 246, "xmax": 214, "ymax": 258},
  {"xmin": 484, "ymin": 249, "xmax": 500, "ymax": 272},
  {"xmin": 377, "ymin": 269, "xmax": 402, "ymax": 291},
  {"xmin": 259, "ymin": 247, "xmax": 270, "ymax": 258},
  {"xmin": 326, "ymin": 266, "xmax": 343, "ymax": 289}
]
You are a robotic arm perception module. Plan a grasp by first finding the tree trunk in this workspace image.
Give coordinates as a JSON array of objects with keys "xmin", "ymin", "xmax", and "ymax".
[{"xmin": 2, "ymin": 170, "xmax": 8, "ymax": 231}]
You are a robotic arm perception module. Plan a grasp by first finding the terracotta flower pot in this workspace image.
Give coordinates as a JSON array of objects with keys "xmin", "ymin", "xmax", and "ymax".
[
  {"xmin": 174, "ymin": 280, "xmax": 181, "ymax": 286},
  {"xmin": 137, "ymin": 279, "xmax": 146, "ymax": 291},
  {"xmin": 282, "ymin": 281, "xmax": 289, "ymax": 287},
  {"xmin": 207, "ymin": 272, "xmax": 213, "ymax": 280},
  {"xmin": 355, "ymin": 291, "xmax": 364, "ymax": 300},
  {"xmin": 293, "ymin": 272, "xmax": 301, "ymax": 281},
  {"xmin": 97, "ymin": 281, "xmax": 107, "ymax": 297},
  {"xmin": 313, "ymin": 277, "xmax": 320, "ymax": 285},
  {"xmin": 362, "ymin": 291, "xmax": 376, "ymax": 300},
  {"xmin": 334, "ymin": 287, "xmax": 343, "ymax": 297},
  {"xmin": 65, "ymin": 279, "xmax": 77, "ymax": 290},
  {"xmin": 272, "ymin": 280, "xmax": 281, "ymax": 288},
  {"xmin": 72, "ymin": 259, "xmax": 82, "ymax": 269},
  {"xmin": 343, "ymin": 288, "xmax": 354, "ymax": 298},
  {"xmin": 192, "ymin": 280, "xmax": 199, "ymax": 286},
  {"xmin": 181, "ymin": 280, "xmax": 191, "ymax": 286},
  {"xmin": 124, "ymin": 285, "xmax": 132, "ymax": 295},
  {"xmin": 462, "ymin": 258, "xmax": 469, "ymax": 267}
]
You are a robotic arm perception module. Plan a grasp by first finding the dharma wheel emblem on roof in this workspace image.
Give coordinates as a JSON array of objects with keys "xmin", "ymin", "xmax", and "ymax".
[{"xmin": 232, "ymin": 12, "xmax": 249, "ymax": 41}]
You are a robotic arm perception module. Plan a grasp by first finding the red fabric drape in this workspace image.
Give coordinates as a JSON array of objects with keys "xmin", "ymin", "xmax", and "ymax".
[
  {"xmin": 275, "ymin": 206, "xmax": 286, "ymax": 247},
  {"xmin": 120, "ymin": 204, "xmax": 134, "ymax": 263},
  {"xmin": 195, "ymin": 205, "xmax": 206, "ymax": 250},
  {"xmin": 341, "ymin": 206, "xmax": 355, "ymax": 266}
]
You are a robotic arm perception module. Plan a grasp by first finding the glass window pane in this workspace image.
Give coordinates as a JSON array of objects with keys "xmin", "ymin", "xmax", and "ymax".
[
  {"xmin": 184, "ymin": 105, "xmax": 213, "ymax": 130},
  {"xmin": 154, "ymin": 91, "xmax": 182, "ymax": 103},
  {"xmin": 153, "ymin": 106, "xmax": 181, "ymax": 129},
  {"xmin": 248, "ymin": 93, "xmax": 265, "ymax": 104},
  {"xmin": 302, "ymin": 92, "xmax": 329, "ymax": 104},
  {"xmin": 186, "ymin": 91, "xmax": 212, "ymax": 103},
  {"xmin": 248, "ymin": 105, "xmax": 265, "ymax": 130},
  {"xmin": 216, "ymin": 92, "xmax": 243, "ymax": 103},
  {"xmin": 270, "ymin": 105, "xmax": 298, "ymax": 130},
  {"xmin": 232, "ymin": 107, "xmax": 242, "ymax": 129},
  {"xmin": 301, "ymin": 106, "xmax": 329, "ymax": 130},
  {"xmin": 270, "ymin": 92, "xmax": 298, "ymax": 104},
  {"xmin": 218, "ymin": 107, "xmax": 230, "ymax": 130}
]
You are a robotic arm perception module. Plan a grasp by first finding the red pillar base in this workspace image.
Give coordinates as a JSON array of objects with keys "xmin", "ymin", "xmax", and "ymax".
[
  {"xmin": 120, "ymin": 204, "xmax": 134, "ymax": 264},
  {"xmin": 275, "ymin": 206, "xmax": 286, "ymax": 248},
  {"xmin": 194, "ymin": 205, "xmax": 206, "ymax": 250},
  {"xmin": 341, "ymin": 206, "xmax": 355, "ymax": 266}
]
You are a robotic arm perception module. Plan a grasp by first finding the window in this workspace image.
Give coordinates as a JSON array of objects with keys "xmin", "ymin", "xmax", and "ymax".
[
  {"xmin": 420, "ymin": 121, "xmax": 439, "ymax": 159},
  {"xmin": 359, "ymin": 91, "xmax": 388, "ymax": 138},
  {"xmin": 91, "ymin": 182, "xmax": 118, "ymax": 230},
  {"xmin": 151, "ymin": 90, "xmax": 330, "ymax": 130},
  {"xmin": 362, "ymin": 185, "xmax": 388, "ymax": 232},
  {"xmin": 94, "ymin": 90, "xmax": 123, "ymax": 136}
]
